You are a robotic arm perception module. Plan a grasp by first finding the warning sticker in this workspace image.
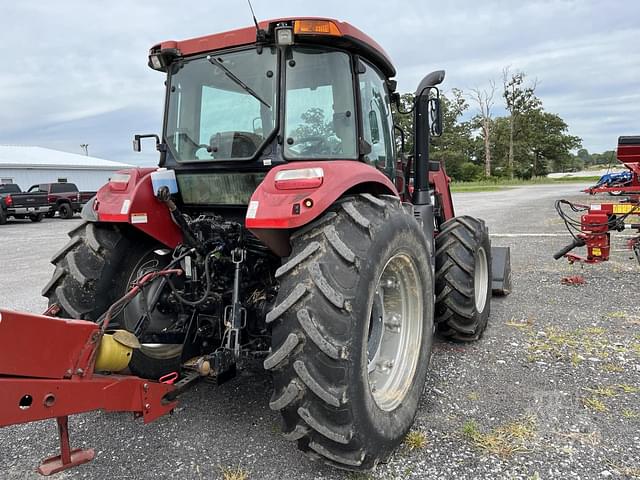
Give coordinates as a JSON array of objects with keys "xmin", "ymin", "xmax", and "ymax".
[
  {"xmin": 131, "ymin": 213, "xmax": 148, "ymax": 224},
  {"xmin": 246, "ymin": 201, "xmax": 259, "ymax": 219}
]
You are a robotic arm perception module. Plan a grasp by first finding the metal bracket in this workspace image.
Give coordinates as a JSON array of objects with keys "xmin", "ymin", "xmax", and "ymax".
[{"xmin": 37, "ymin": 416, "xmax": 95, "ymax": 476}]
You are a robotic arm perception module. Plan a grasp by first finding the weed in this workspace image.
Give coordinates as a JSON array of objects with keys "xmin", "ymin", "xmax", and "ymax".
[
  {"xmin": 601, "ymin": 363, "xmax": 624, "ymax": 373},
  {"xmin": 617, "ymin": 384, "xmax": 639, "ymax": 394},
  {"xmin": 461, "ymin": 416, "xmax": 536, "ymax": 457},
  {"xmin": 220, "ymin": 466, "xmax": 249, "ymax": 480},
  {"xmin": 405, "ymin": 430, "xmax": 428, "ymax": 451},
  {"xmin": 622, "ymin": 409, "xmax": 639, "ymax": 419},
  {"xmin": 585, "ymin": 386, "xmax": 617, "ymax": 397},
  {"xmin": 468, "ymin": 391, "xmax": 480, "ymax": 401},
  {"xmin": 582, "ymin": 396, "xmax": 608, "ymax": 412}
]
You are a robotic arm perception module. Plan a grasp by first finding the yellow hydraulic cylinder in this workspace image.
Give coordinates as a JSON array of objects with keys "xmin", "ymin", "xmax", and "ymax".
[{"xmin": 94, "ymin": 330, "xmax": 141, "ymax": 372}]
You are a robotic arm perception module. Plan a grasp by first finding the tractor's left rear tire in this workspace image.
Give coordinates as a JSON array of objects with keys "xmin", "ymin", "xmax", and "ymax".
[
  {"xmin": 266, "ymin": 195, "xmax": 433, "ymax": 471},
  {"xmin": 43, "ymin": 222, "xmax": 182, "ymax": 379}
]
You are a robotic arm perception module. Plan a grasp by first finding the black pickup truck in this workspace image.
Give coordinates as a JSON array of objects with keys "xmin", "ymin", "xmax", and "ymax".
[
  {"xmin": 28, "ymin": 182, "xmax": 96, "ymax": 219},
  {"xmin": 0, "ymin": 184, "xmax": 51, "ymax": 225}
]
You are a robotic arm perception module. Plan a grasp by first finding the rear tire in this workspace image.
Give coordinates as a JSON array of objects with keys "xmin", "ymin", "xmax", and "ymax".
[
  {"xmin": 267, "ymin": 195, "xmax": 433, "ymax": 470},
  {"xmin": 30, "ymin": 213, "xmax": 43, "ymax": 222},
  {"xmin": 58, "ymin": 203, "xmax": 73, "ymax": 219},
  {"xmin": 435, "ymin": 216, "xmax": 491, "ymax": 341},
  {"xmin": 0, "ymin": 210, "xmax": 6, "ymax": 225},
  {"xmin": 42, "ymin": 222, "xmax": 182, "ymax": 379}
]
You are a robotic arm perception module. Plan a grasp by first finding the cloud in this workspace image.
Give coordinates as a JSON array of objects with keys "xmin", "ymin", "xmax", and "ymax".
[{"xmin": 0, "ymin": 0, "xmax": 638, "ymax": 159}]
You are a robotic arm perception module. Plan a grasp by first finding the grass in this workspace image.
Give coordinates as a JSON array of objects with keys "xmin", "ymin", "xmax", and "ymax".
[
  {"xmin": 582, "ymin": 396, "xmax": 608, "ymax": 412},
  {"xmin": 220, "ymin": 466, "xmax": 249, "ymax": 480},
  {"xmin": 450, "ymin": 175, "xmax": 600, "ymax": 192},
  {"xmin": 525, "ymin": 325, "xmax": 628, "ymax": 366},
  {"xmin": 462, "ymin": 416, "xmax": 537, "ymax": 457},
  {"xmin": 404, "ymin": 430, "xmax": 428, "ymax": 451}
]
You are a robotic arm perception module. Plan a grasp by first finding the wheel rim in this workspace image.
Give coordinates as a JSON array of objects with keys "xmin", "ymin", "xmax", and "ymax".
[
  {"xmin": 367, "ymin": 253, "xmax": 423, "ymax": 411},
  {"xmin": 123, "ymin": 253, "xmax": 183, "ymax": 360},
  {"xmin": 474, "ymin": 247, "xmax": 489, "ymax": 313}
]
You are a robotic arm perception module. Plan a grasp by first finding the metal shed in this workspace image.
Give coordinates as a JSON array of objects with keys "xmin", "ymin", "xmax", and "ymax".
[{"xmin": 0, "ymin": 146, "xmax": 133, "ymax": 191}]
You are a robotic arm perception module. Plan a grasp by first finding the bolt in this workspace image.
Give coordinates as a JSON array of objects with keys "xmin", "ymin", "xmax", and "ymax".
[
  {"xmin": 143, "ymin": 383, "xmax": 149, "ymax": 392},
  {"xmin": 384, "ymin": 314, "xmax": 402, "ymax": 332},
  {"xmin": 75, "ymin": 368, "xmax": 84, "ymax": 376},
  {"xmin": 376, "ymin": 360, "xmax": 394, "ymax": 372},
  {"xmin": 383, "ymin": 277, "xmax": 398, "ymax": 289},
  {"xmin": 145, "ymin": 403, "xmax": 151, "ymax": 410}
]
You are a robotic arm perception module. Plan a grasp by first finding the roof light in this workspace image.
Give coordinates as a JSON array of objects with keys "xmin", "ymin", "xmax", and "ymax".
[
  {"xmin": 294, "ymin": 20, "xmax": 341, "ymax": 36},
  {"xmin": 275, "ymin": 26, "xmax": 294, "ymax": 46},
  {"xmin": 275, "ymin": 168, "xmax": 324, "ymax": 190},
  {"xmin": 149, "ymin": 53, "xmax": 164, "ymax": 70}
]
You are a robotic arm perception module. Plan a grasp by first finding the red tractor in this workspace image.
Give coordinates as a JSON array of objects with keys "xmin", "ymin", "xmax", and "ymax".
[{"xmin": 0, "ymin": 18, "xmax": 510, "ymax": 474}]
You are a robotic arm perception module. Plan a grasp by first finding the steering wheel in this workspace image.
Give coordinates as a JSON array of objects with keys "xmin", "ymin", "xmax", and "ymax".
[{"xmin": 290, "ymin": 135, "xmax": 329, "ymax": 155}]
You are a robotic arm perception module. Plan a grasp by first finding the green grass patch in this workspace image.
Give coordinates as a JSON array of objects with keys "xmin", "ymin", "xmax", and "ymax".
[{"xmin": 450, "ymin": 176, "xmax": 600, "ymax": 193}]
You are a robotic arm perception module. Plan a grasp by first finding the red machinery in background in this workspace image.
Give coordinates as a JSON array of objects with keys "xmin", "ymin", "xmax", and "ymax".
[{"xmin": 555, "ymin": 136, "xmax": 640, "ymax": 265}]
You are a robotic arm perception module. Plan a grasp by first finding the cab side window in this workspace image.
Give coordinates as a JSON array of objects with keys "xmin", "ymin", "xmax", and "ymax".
[{"xmin": 358, "ymin": 60, "xmax": 395, "ymax": 178}]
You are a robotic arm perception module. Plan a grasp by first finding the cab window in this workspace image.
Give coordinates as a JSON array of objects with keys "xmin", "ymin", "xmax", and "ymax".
[{"xmin": 358, "ymin": 59, "xmax": 395, "ymax": 178}]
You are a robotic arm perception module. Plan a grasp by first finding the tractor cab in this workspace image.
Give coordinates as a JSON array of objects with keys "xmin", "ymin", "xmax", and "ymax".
[{"xmin": 144, "ymin": 19, "xmax": 403, "ymax": 206}]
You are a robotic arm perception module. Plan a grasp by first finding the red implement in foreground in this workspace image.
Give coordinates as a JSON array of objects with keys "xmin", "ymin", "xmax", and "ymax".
[{"xmin": 0, "ymin": 309, "xmax": 176, "ymax": 475}]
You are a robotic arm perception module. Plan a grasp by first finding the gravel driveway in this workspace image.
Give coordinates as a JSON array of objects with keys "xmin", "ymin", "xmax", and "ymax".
[{"xmin": 0, "ymin": 184, "xmax": 638, "ymax": 480}]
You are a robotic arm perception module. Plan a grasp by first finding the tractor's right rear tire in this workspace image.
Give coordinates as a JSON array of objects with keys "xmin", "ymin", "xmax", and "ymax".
[
  {"xmin": 58, "ymin": 203, "xmax": 73, "ymax": 219},
  {"xmin": 266, "ymin": 195, "xmax": 433, "ymax": 471},
  {"xmin": 42, "ymin": 222, "xmax": 182, "ymax": 379},
  {"xmin": 435, "ymin": 216, "xmax": 491, "ymax": 341}
]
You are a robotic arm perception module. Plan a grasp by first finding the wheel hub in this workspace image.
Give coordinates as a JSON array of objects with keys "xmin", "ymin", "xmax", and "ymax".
[{"xmin": 367, "ymin": 253, "xmax": 423, "ymax": 411}]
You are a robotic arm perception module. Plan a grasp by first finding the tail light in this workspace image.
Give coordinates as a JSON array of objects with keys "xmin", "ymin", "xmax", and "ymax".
[
  {"xmin": 47, "ymin": 195, "xmax": 53, "ymax": 203},
  {"xmin": 76, "ymin": 192, "xmax": 80, "ymax": 202},
  {"xmin": 4, "ymin": 194, "xmax": 12, "ymax": 207},
  {"xmin": 274, "ymin": 168, "xmax": 324, "ymax": 190}
]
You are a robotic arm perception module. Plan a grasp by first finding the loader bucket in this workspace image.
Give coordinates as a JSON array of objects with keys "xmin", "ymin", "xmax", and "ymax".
[{"xmin": 491, "ymin": 246, "xmax": 512, "ymax": 296}]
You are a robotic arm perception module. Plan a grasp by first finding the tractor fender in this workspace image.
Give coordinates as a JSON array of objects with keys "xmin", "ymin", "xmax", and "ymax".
[
  {"xmin": 246, "ymin": 161, "xmax": 398, "ymax": 256},
  {"xmin": 88, "ymin": 168, "xmax": 183, "ymax": 248}
]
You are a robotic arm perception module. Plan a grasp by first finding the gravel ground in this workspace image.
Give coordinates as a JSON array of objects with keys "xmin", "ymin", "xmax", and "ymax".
[{"xmin": 0, "ymin": 184, "xmax": 639, "ymax": 480}]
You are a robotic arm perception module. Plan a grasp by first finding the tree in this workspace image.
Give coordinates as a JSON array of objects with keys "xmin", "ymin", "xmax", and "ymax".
[
  {"xmin": 502, "ymin": 68, "xmax": 541, "ymax": 178},
  {"xmin": 470, "ymin": 80, "xmax": 496, "ymax": 177},
  {"xmin": 520, "ymin": 109, "xmax": 581, "ymax": 175}
]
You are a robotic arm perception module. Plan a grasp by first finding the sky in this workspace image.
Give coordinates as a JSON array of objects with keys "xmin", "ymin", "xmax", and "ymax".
[{"xmin": 0, "ymin": 0, "xmax": 638, "ymax": 166}]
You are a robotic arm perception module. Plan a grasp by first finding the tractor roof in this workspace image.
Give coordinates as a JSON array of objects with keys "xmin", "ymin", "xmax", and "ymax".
[{"xmin": 151, "ymin": 17, "xmax": 396, "ymax": 77}]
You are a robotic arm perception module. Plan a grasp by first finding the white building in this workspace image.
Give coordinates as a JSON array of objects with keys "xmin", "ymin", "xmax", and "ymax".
[{"xmin": 0, "ymin": 145, "xmax": 133, "ymax": 191}]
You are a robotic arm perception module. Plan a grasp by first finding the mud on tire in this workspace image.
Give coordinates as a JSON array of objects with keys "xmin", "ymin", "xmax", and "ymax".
[
  {"xmin": 266, "ymin": 195, "xmax": 434, "ymax": 470},
  {"xmin": 434, "ymin": 215, "xmax": 491, "ymax": 341}
]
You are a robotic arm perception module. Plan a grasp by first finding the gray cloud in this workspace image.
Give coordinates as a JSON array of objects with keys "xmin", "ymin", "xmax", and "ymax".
[{"xmin": 1, "ymin": 0, "xmax": 638, "ymax": 163}]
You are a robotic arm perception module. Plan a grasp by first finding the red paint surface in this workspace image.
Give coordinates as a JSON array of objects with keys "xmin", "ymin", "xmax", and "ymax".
[
  {"xmin": 154, "ymin": 17, "xmax": 394, "ymax": 74},
  {"xmin": 429, "ymin": 165, "xmax": 455, "ymax": 223},
  {"xmin": 246, "ymin": 161, "xmax": 397, "ymax": 232},
  {"xmin": 95, "ymin": 168, "xmax": 183, "ymax": 248}
]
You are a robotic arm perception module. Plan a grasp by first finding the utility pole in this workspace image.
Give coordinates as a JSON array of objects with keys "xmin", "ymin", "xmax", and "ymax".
[{"xmin": 80, "ymin": 144, "xmax": 89, "ymax": 156}]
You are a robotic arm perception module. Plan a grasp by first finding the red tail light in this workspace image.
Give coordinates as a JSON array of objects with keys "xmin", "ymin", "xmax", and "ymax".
[
  {"xmin": 4, "ymin": 194, "xmax": 12, "ymax": 207},
  {"xmin": 48, "ymin": 195, "xmax": 53, "ymax": 203}
]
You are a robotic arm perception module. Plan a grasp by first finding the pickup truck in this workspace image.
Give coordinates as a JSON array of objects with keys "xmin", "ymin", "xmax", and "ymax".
[
  {"xmin": 0, "ymin": 184, "xmax": 51, "ymax": 225},
  {"xmin": 27, "ymin": 183, "xmax": 96, "ymax": 219}
]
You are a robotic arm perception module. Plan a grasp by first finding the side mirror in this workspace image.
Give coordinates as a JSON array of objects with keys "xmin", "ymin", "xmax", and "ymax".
[
  {"xmin": 132, "ymin": 133, "xmax": 162, "ymax": 152},
  {"xmin": 428, "ymin": 96, "xmax": 443, "ymax": 137}
]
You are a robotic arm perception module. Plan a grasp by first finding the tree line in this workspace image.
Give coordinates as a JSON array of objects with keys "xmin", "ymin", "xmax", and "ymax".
[{"xmin": 393, "ymin": 68, "xmax": 593, "ymax": 181}]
